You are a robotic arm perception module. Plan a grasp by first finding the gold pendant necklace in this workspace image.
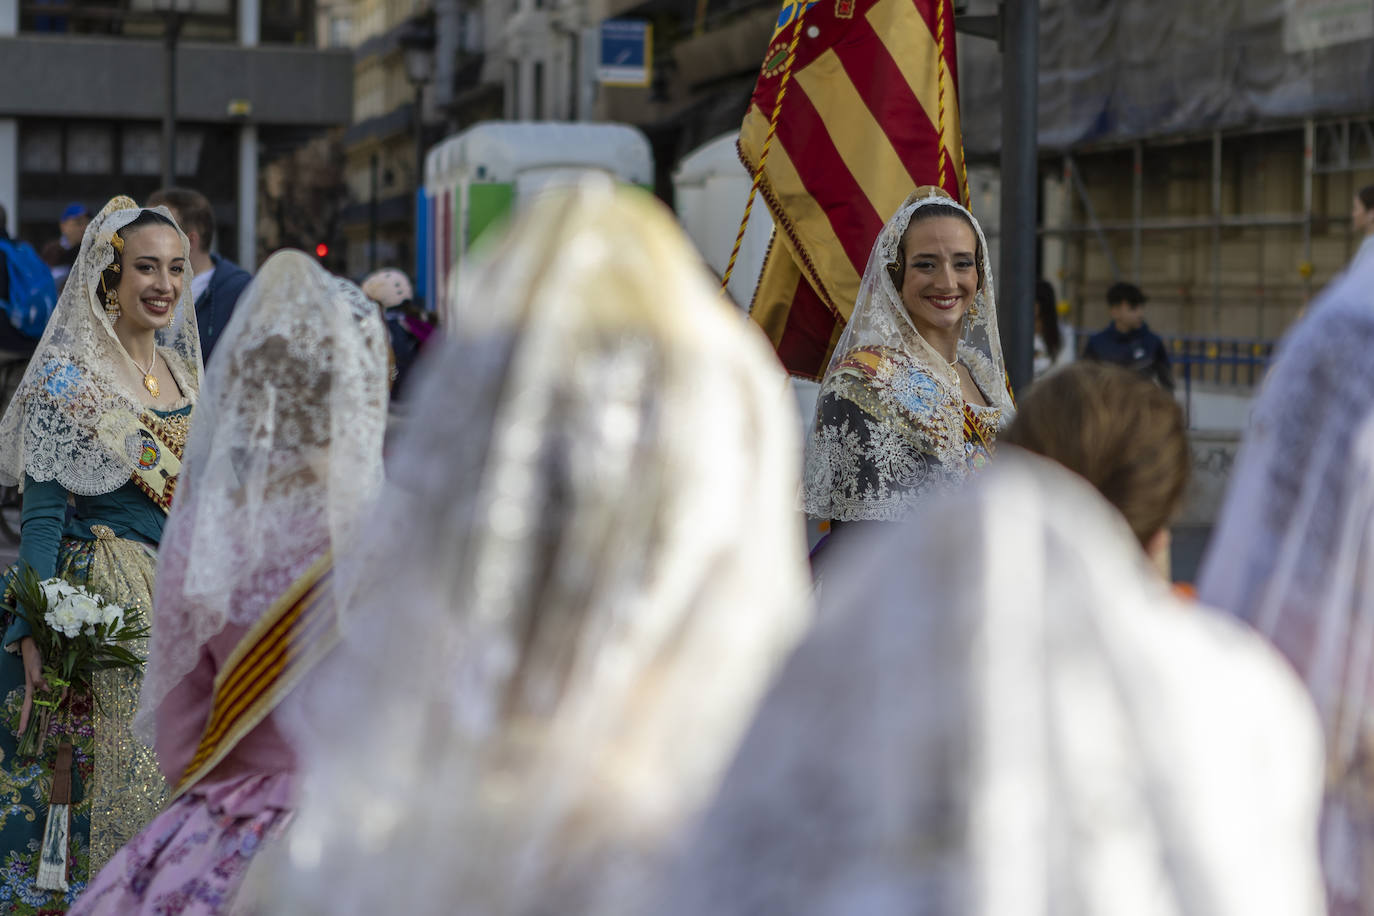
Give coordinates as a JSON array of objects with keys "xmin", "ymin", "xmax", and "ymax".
[{"xmin": 136, "ymin": 349, "xmax": 159, "ymax": 398}]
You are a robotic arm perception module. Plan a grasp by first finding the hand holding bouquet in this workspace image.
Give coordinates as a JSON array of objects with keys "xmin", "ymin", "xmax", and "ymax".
[{"xmin": 4, "ymin": 562, "xmax": 148, "ymax": 756}]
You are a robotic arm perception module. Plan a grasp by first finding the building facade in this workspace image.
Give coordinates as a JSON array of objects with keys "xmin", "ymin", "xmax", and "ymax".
[{"xmin": 0, "ymin": 0, "xmax": 352, "ymax": 268}]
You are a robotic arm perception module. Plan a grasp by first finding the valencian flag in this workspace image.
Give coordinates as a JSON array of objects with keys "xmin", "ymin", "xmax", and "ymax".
[{"xmin": 740, "ymin": 0, "xmax": 968, "ymax": 379}]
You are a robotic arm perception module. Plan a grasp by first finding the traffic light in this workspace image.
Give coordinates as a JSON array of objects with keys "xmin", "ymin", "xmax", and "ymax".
[{"xmin": 315, "ymin": 242, "xmax": 329, "ymax": 258}]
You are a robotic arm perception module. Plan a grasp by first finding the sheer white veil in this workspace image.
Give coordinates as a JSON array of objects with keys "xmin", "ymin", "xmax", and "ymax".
[
  {"xmin": 0, "ymin": 195, "xmax": 201, "ymax": 494},
  {"xmin": 136, "ymin": 250, "xmax": 389, "ymax": 741},
  {"xmin": 247, "ymin": 183, "xmax": 813, "ymax": 914},
  {"xmin": 824, "ymin": 187, "xmax": 1008, "ymax": 400},
  {"xmin": 1198, "ymin": 251, "xmax": 1374, "ymax": 900},
  {"xmin": 665, "ymin": 451, "xmax": 1325, "ymax": 915}
]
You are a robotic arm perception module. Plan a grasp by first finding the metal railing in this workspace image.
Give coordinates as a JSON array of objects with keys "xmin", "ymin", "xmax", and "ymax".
[{"xmin": 1168, "ymin": 335, "xmax": 1274, "ymax": 387}]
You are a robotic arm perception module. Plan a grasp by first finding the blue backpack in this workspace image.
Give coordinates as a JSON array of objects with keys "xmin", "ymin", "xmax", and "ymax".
[{"xmin": 0, "ymin": 238, "xmax": 57, "ymax": 338}]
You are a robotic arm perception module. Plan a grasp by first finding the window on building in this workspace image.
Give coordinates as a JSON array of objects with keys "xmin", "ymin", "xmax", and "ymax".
[
  {"xmin": 20, "ymin": 126, "xmax": 61, "ymax": 173},
  {"xmin": 533, "ymin": 61, "xmax": 545, "ymax": 120},
  {"xmin": 67, "ymin": 126, "xmax": 113, "ymax": 174},
  {"xmin": 328, "ymin": 14, "xmax": 351, "ymax": 46},
  {"xmin": 122, "ymin": 127, "xmax": 162, "ymax": 176}
]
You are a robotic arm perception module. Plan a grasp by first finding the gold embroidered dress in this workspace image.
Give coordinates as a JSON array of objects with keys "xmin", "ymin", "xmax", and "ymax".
[
  {"xmin": 0, "ymin": 196, "xmax": 202, "ymax": 910},
  {"xmin": 803, "ymin": 189, "xmax": 1013, "ymax": 523}
]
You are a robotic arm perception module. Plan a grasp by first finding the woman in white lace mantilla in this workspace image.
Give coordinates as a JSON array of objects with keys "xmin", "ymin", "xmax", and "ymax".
[
  {"xmin": 0, "ymin": 196, "xmax": 202, "ymax": 910},
  {"xmin": 802, "ymin": 186, "xmax": 1012, "ymax": 530}
]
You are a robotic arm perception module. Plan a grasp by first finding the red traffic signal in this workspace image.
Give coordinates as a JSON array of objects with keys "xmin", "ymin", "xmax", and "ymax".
[{"xmin": 315, "ymin": 243, "xmax": 329, "ymax": 258}]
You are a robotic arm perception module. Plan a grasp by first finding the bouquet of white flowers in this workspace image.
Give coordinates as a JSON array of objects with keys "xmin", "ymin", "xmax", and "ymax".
[{"xmin": 4, "ymin": 562, "xmax": 148, "ymax": 757}]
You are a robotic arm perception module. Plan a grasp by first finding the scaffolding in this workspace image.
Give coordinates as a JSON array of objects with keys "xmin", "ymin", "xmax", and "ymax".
[
  {"xmin": 1038, "ymin": 116, "xmax": 1374, "ymax": 345},
  {"xmin": 953, "ymin": 0, "xmax": 1374, "ymax": 349}
]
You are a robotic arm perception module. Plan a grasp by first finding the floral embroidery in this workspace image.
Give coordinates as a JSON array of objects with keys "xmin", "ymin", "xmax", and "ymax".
[
  {"xmin": 804, "ymin": 353, "xmax": 1006, "ymax": 522},
  {"xmin": 40, "ymin": 361, "xmax": 83, "ymax": 403},
  {"xmin": 886, "ymin": 365, "xmax": 942, "ymax": 418},
  {"xmin": 67, "ymin": 789, "xmax": 291, "ymax": 915}
]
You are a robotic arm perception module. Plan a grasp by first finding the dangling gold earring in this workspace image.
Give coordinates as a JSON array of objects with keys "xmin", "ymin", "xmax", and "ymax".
[{"xmin": 104, "ymin": 288, "xmax": 120, "ymax": 320}]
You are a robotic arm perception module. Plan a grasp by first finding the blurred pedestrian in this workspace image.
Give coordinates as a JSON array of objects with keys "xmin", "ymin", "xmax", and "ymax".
[
  {"xmin": 1003, "ymin": 361, "xmax": 1188, "ymax": 577},
  {"xmin": 663, "ymin": 452, "xmax": 1326, "ymax": 916},
  {"xmin": 145, "ymin": 188, "xmax": 251, "ymax": 363},
  {"xmin": 803, "ymin": 186, "xmax": 1013, "ymax": 546},
  {"xmin": 1200, "ymin": 244, "xmax": 1374, "ymax": 914},
  {"xmin": 71, "ymin": 251, "xmax": 389, "ymax": 915},
  {"xmin": 0, "ymin": 196, "xmax": 201, "ymax": 908},
  {"xmin": 0, "ymin": 203, "xmax": 51, "ymax": 393},
  {"xmin": 40, "ymin": 202, "xmax": 89, "ymax": 293},
  {"xmin": 360, "ymin": 267, "xmax": 433, "ymax": 399},
  {"xmin": 239, "ymin": 183, "xmax": 812, "ymax": 915},
  {"xmin": 1031, "ymin": 278, "xmax": 1073, "ymax": 379},
  {"xmin": 1082, "ymin": 281, "xmax": 1174, "ymax": 390},
  {"xmin": 1351, "ymin": 185, "xmax": 1374, "ymax": 268}
]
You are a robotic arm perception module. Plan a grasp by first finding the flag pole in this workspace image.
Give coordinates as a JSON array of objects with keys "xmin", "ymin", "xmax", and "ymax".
[
  {"xmin": 721, "ymin": 3, "xmax": 811, "ymax": 293},
  {"xmin": 998, "ymin": 0, "xmax": 1039, "ymax": 394}
]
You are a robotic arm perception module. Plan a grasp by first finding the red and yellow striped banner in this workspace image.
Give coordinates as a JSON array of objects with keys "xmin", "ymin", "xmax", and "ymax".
[
  {"xmin": 173, "ymin": 553, "xmax": 336, "ymax": 797},
  {"xmin": 741, "ymin": 0, "xmax": 968, "ymax": 379}
]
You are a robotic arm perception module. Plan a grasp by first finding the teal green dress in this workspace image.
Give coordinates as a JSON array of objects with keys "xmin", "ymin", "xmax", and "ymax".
[{"xmin": 0, "ymin": 403, "xmax": 190, "ymax": 913}]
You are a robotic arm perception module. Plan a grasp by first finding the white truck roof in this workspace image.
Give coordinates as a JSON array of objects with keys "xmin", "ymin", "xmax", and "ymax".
[{"xmin": 425, "ymin": 121, "xmax": 654, "ymax": 187}]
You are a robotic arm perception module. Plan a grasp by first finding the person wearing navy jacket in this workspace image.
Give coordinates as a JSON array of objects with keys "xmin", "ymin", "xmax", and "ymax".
[
  {"xmin": 145, "ymin": 188, "xmax": 251, "ymax": 363},
  {"xmin": 1082, "ymin": 281, "xmax": 1174, "ymax": 390}
]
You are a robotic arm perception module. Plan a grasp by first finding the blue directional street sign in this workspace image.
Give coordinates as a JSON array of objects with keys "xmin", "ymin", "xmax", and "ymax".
[{"xmin": 598, "ymin": 19, "xmax": 652, "ymax": 87}]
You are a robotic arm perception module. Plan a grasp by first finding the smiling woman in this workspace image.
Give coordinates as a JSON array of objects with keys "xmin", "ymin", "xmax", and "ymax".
[
  {"xmin": 101, "ymin": 214, "xmax": 188, "ymax": 402},
  {"xmin": 802, "ymin": 187, "xmax": 1014, "ymax": 543},
  {"xmin": 0, "ymin": 196, "xmax": 203, "ymax": 911}
]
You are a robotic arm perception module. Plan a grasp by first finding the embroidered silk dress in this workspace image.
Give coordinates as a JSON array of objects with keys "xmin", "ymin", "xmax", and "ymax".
[
  {"xmin": 0, "ymin": 404, "xmax": 190, "ymax": 911},
  {"xmin": 803, "ymin": 188, "xmax": 1013, "ymax": 529}
]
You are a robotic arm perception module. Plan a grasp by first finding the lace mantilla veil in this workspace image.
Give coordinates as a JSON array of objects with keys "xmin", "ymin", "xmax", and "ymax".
[
  {"xmin": 663, "ymin": 452, "xmax": 1325, "ymax": 915},
  {"xmin": 244, "ymin": 183, "xmax": 813, "ymax": 914},
  {"xmin": 0, "ymin": 195, "xmax": 202, "ymax": 493},
  {"xmin": 136, "ymin": 250, "xmax": 389, "ymax": 740},
  {"xmin": 1199, "ymin": 250, "xmax": 1374, "ymax": 903},
  {"xmin": 802, "ymin": 188, "xmax": 1013, "ymax": 521}
]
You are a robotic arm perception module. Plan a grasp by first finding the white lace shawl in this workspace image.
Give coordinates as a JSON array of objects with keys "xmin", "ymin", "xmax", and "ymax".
[
  {"xmin": 801, "ymin": 189, "xmax": 1013, "ymax": 522},
  {"xmin": 136, "ymin": 250, "xmax": 389, "ymax": 741},
  {"xmin": 663, "ymin": 452, "xmax": 1326, "ymax": 916},
  {"xmin": 244, "ymin": 184, "xmax": 813, "ymax": 915},
  {"xmin": 1198, "ymin": 251, "xmax": 1374, "ymax": 902},
  {"xmin": 0, "ymin": 196, "xmax": 202, "ymax": 494}
]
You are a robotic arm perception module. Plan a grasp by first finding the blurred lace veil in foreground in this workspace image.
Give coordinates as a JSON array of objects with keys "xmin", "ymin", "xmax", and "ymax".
[
  {"xmin": 241, "ymin": 181, "xmax": 813, "ymax": 914},
  {"xmin": 662, "ymin": 451, "xmax": 1325, "ymax": 916}
]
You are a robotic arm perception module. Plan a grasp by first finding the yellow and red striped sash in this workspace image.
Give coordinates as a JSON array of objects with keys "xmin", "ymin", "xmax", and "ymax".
[
  {"xmin": 173, "ymin": 553, "xmax": 336, "ymax": 798},
  {"xmin": 962, "ymin": 402, "xmax": 995, "ymax": 455}
]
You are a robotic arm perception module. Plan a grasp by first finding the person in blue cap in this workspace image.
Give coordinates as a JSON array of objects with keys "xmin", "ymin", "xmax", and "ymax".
[{"xmin": 40, "ymin": 202, "xmax": 90, "ymax": 293}]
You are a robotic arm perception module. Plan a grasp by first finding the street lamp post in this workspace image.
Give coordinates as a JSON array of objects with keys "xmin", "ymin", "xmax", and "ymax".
[
  {"xmin": 400, "ymin": 18, "xmax": 436, "ymax": 283},
  {"xmin": 132, "ymin": 0, "xmax": 230, "ymax": 189},
  {"xmin": 161, "ymin": 11, "xmax": 185, "ymax": 190}
]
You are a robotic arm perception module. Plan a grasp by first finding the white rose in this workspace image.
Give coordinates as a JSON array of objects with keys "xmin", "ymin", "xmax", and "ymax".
[
  {"xmin": 39, "ymin": 579, "xmax": 74, "ymax": 610},
  {"xmin": 60, "ymin": 594, "xmax": 102, "ymax": 634},
  {"xmin": 45, "ymin": 603, "xmax": 83, "ymax": 639},
  {"xmin": 98, "ymin": 602, "xmax": 125, "ymax": 633}
]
